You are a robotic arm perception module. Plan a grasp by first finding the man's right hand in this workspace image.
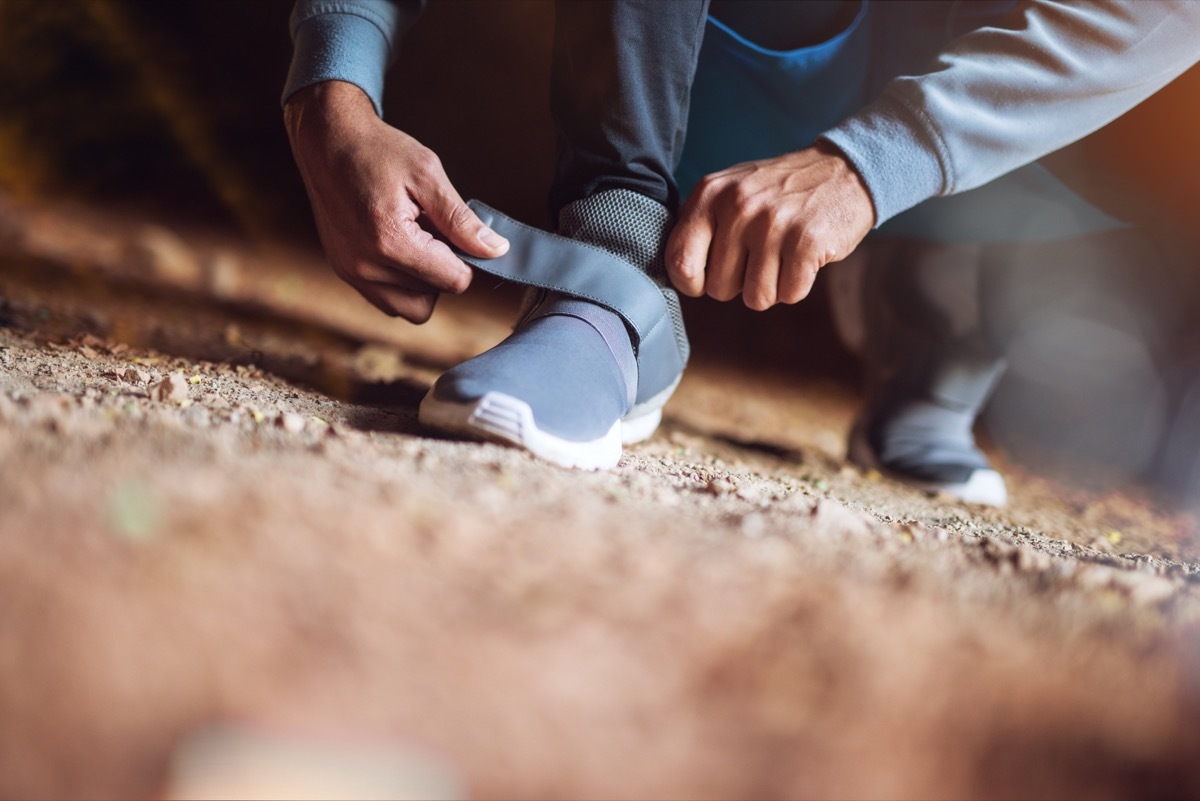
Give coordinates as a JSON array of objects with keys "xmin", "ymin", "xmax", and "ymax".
[{"xmin": 284, "ymin": 80, "xmax": 509, "ymax": 323}]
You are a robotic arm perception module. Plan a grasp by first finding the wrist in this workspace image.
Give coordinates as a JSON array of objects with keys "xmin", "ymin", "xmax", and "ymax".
[
  {"xmin": 284, "ymin": 80, "xmax": 377, "ymax": 145},
  {"xmin": 815, "ymin": 140, "xmax": 877, "ymax": 229}
]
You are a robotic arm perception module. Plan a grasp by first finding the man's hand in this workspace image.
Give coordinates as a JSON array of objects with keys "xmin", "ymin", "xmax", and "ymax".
[
  {"xmin": 666, "ymin": 142, "xmax": 875, "ymax": 310},
  {"xmin": 284, "ymin": 81, "xmax": 508, "ymax": 323}
]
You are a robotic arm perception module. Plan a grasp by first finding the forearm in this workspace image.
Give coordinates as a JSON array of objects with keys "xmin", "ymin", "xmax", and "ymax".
[
  {"xmin": 281, "ymin": 25, "xmax": 506, "ymax": 324},
  {"xmin": 823, "ymin": 0, "xmax": 1200, "ymax": 225},
  {"xmin": 282, "ymin": 0, "xmax": 425, "ymax": 117}
]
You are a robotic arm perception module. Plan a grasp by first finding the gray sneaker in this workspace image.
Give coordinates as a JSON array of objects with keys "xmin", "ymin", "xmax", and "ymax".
[
  {"xmin": 841, "ymin": 240, "xmax": 1008, "ymax": 506},
  {"xmin": 847, "ymin": 366, "xmax": 1008, "ymax": 506},
  {"xmin": 419, "ymin": 192, "xmax": 689, "ymax": 470}
]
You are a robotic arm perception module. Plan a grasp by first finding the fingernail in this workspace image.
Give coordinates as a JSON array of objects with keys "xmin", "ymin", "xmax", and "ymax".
[{"xmin": 478, "ymin": 227, "xmax": 508, "ymax": 250}]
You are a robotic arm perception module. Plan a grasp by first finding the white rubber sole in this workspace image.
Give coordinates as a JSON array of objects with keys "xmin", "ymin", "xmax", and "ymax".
[
  {"xmin": 418, "ymin": 383, "xmax": 673, "ymax": 471},
  {"xmin": 847, "ymin": 421, "xmax": 1008, "ymax": 507}
]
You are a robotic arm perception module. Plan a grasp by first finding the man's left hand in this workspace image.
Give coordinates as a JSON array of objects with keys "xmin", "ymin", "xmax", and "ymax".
[{"xmin": 666, "ymin": 142, "xmax": 876, "ymax": 309}]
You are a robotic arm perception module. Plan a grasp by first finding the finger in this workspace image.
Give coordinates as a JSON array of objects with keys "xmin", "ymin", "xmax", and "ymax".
[
  {"xmin": 742, "ymin": 245, "xmax": 780, "ymax": 311},
  {"xmin": 380, "ymin": 216, "xmax": 476, "ymax": 295},
  {"xmin": 409, "ymin": 155, "xmax": 509, "ymax": 259},
  {"xmin": 778, "ymin": 231, "xmax": 821, "ymax": 304},
  {"xmin": 355, "ymin": 280, "xmax": 438, "ymax": 324},
  {"xmin": 704, "ymin": 219, "xmax": 747, "ymax": 302},
  {"xmin": 666, "ymin": 196, "xmax": 714, "ymax": 297},
  {"xmin": 317, "ymin": 208, "xmax": 462, "ymax": 295},
  {"xmin": 349, "ymin": 259, "xmax": 439, "ymax": 291}
]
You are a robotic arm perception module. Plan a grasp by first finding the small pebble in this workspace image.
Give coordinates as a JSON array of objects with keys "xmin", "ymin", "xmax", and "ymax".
[
  {"xmin": 706, "ymin": 478, "xmax": 735, "ymax": 496},
  {"xmin": 278, "ymin": 412, "xmax": 305, "ymax": 434},
  {"xmin": 151, "ymin": 373, "xmax": 189, "ymax": 402}
]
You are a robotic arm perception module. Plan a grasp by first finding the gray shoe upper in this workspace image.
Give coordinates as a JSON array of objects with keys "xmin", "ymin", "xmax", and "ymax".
[
  {"xmin": 457, "ymin": 196, "xmax": 688, "ymax": 408},
  {"xmin": 431, "ymin": 310, "xmax": 633, "ymax": 441},
  {"xmin": 430, "ymin": 191, "xmax": 688, "ymax": 443}
]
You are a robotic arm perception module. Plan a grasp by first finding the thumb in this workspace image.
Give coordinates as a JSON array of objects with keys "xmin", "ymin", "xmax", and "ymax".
[
  {"xmin": 414, "ymin": 169, "xmax": 509, "ymax": 259},
  {"xmin": 666, "ymin": 202, "xmax": 712, "ymax": 298}
]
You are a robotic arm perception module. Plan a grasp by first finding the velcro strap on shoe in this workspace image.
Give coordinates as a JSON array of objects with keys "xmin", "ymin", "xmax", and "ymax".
[{"xmin": 456, "ymin": 201, "xmax": 669, "ymax": 349}]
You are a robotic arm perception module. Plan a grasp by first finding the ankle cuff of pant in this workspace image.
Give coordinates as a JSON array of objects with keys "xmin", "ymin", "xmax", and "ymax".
[
  {"xmin": 556, "ymin": 189, "xmax": 690, "ymax": 371},
  {"xmin": 558, "ymin": 188, "xmax": 672, "ymax": 284}
]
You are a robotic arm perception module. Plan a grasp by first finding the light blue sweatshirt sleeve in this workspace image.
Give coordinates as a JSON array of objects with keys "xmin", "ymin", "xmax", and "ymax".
[
  {"xmin": 282, "ymin": 0, "xmax": 425, "ymax": 117},
  {"xmin": 822, "ymin": 0, "xmax": 1200, "ymax": 226}
]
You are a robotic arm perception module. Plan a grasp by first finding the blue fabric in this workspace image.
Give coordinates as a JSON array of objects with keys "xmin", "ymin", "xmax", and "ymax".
[
  {"xmin": 678, "ymin": 1, "xmax": 1123, "ymax": 244},
  {"xmin": 675, "ymin": 2, "xmax": 871, "ymax": 196}
]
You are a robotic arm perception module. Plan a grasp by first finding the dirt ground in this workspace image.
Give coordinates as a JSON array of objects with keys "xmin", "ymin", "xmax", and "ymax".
[{"xmin": 3, "ymin": 197, "xmax": 1200, "ymax": 800}]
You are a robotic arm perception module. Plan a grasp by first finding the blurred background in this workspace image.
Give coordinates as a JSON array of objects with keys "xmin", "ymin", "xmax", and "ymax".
[{"xmin": 2, "ymin": 0, "xmax": 1200, "ymax": 500}]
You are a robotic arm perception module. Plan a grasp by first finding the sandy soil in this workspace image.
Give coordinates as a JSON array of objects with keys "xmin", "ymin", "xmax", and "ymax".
[{"xmin": 2, "ymin": 198, "xmax": 1200, "ymax": 800}]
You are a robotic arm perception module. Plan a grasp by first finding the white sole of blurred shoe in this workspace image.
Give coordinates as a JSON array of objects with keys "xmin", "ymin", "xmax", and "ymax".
[{"xmin": 847, "ymin": 421, "xmax": 1008, "ymax": 507}]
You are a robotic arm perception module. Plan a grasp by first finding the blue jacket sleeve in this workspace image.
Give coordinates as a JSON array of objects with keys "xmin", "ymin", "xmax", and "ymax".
[
  {"xmin": 282, "ymin": 0, "xmax": 426, "ymax": 117},
  {"xmin": 822, "ymin": 0, "xmax": 1200, "ymax": 226}
]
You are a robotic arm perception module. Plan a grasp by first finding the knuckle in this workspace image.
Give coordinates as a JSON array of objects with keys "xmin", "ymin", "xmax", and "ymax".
[
  {"xmin": 778, "ymin": 260, "xmax": 811, "ymax": 303},
  {"xmin": 365, "ymin": 208, "xmax": 399, "ymax": 251},
  {"xmin": 446, "ymin": 269, "xmax": 471, "ymax": 294},
  {"xmin": 412, "ymin": 148, "xmax": 443, "ymax": 180},
  {"xmin": 745, "ymin": 291, "xmax": 774, "ymax": 311},
  {"xmin": 730, "ymin": 183, "xmax": 751, "ymax": 208},
  {"xmin": 779, "ymin": 286, "xmax": 804, "ymax": 305},
  {"xmin": 765, "ymin": 204, "xmax": 791, "ymax": 229},
  {"xmin": 795, "ymin": 231, "xmax": 821, "ymax": 264},
  {"xmin": 802, "ymin": 221, "xmax": 832, "ymax": 251},
  {"xmin": 666, "ymin": 250, "xmax": 694, "ymax": 279},
  {"xmin": 338, "ymin": 257, "xmax": 375, "ymax": 285},
  {"xmin": 445, "ymin": 200, "xmax": 474, "ymax": 232},
  {"xmin": 796, "ymin": 266, "xmax": 818, "ymax": 300},
  {"xmin": 695, "ymin": 174, "xmax": 718, "ymax": 194},
  {"xmin": 407, "ymin": 296, "xmax": 435, "ymax": 324},
  {"xmin": 695, "ymin": 175, "xmax": 725, "ymax": 204},
  {"xmin": 708, "ymin": 284, "xmax": 739, "ymax": 303}
]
